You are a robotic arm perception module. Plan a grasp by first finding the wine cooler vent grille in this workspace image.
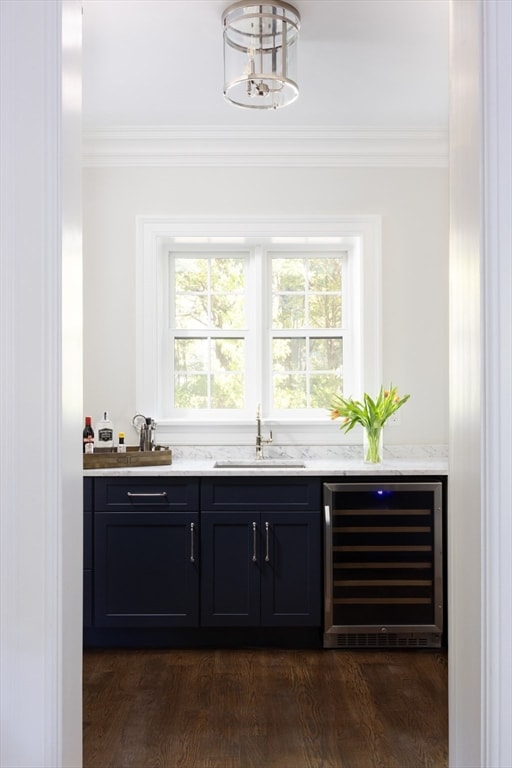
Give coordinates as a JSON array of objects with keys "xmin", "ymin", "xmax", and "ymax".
[{"xmin": 324, "ymin": 632, "xmax": 442, "ymax": 649}]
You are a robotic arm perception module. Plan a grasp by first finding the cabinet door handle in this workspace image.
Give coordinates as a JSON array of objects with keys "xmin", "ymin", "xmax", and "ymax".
[
  {"xmin": 252, "ymin": 521, "xmax": 257, "ymax": 562},
  {"xmin": 265, "ymin": 521, "xmax": 270, "ymax": 562},
  {"xmin": 190, "ymin": 522, "xmax": 195, "ymax": 563},
  {"xmin": 126, "ymin": 492, "xmax": 168, "ymax": 498}
]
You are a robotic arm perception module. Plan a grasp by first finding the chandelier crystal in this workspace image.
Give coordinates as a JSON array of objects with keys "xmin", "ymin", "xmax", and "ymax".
[{"xmin": 222, "ymin": 1, "xmax": 301, "ymax": 110}]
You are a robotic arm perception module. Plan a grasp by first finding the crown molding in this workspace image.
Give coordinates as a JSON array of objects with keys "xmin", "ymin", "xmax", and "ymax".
[{"xmin": 82, "ymin": 125, "xmax": 449, "ymax": 168}]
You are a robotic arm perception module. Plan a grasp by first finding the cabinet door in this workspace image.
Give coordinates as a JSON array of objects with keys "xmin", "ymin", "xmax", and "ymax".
[
  {"xmin": 260, "ymin": 512, "xmax": 321, "ymax": 627},
  {"xmin": 94, "ymin": 511, "xmax": 199, "ymax": 627},
  {"xmin": 83, "ymin": 479, "xmax": 93, "ymax": 628},
  {"xmin": 201, "ymin": 512, "xmax": 260, "ymax": 627}
]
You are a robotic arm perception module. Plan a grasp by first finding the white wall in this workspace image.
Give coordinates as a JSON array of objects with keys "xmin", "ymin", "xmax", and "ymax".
[
  {"xmin": 448, "ymin": 0, "xmax": 482, "ymax": 763},
  {"xmin": 480, "ymin": 0, "xmax": 512, "ymax": 757},
  {"xmin": 83, "ymin": 164, "xmax": 449, "ymax": 447},
  {"xmin": 449, "ymin": 0, "xmax": 512, "ymax": 764},
  {"xmin": 0, "ymin": 1, "xmax": 83, "ymax": 766}
]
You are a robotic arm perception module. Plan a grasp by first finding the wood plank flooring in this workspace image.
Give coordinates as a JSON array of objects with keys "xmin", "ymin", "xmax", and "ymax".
[{"xmin": 83, "ymin": 648, "xmax": 448, "ymax": 768}]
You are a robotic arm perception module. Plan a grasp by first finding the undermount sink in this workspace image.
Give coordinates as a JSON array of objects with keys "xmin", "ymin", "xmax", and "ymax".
[{"xmin": 213, "ymin": 459, "xmax": 306, "ymax": 469}]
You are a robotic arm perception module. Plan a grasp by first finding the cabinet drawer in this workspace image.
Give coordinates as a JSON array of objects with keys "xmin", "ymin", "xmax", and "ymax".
[
  {"xmin": 201, "ymin": 478, "xmax": 321, "ymax": 511},
  {"xmin": 94, "ymin": 477, "xmax": 199, "ymax": 511}
]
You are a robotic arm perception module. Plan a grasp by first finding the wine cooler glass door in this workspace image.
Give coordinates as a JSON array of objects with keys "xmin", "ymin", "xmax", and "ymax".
[{"xmin": 323, "ymin": 481, "xmax": 444, "ymax": 649}]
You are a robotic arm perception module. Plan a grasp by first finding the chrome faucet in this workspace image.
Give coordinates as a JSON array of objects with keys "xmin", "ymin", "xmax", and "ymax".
[{"xmin": 255, "ymin": 404, "xmax": 272, "ymax": 460}]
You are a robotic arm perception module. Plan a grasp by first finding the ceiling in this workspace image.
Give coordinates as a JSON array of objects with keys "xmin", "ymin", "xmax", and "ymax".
[{"xmin": 81, "ymin": 0, "xmax": 449, "ymax": 131}]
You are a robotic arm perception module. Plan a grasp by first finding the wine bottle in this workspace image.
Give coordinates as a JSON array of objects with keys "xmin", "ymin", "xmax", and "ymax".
[
  {"xmin": 83, "ymin": 416, "xmax": 94, "ymax": 454},
  {"xmin": 96, "ymin": 411, "xmax": 114, "ymax": 449}
]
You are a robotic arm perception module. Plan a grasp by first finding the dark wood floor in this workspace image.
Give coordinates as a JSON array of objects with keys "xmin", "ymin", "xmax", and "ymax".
[{"xmin": 83, "ymin": 647, "xmax": 448, "ymax": 768}]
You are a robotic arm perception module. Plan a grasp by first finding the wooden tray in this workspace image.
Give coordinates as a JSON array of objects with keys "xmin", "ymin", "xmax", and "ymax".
[{"xmin": 83, "ymin": 447, "xmax": 172, "ymax": 469}]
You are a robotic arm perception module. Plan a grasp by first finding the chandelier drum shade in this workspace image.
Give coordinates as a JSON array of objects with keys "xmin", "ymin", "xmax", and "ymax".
[{"xmin": 222, "ymin": 1, "xmax": 301, "ymax": 110}]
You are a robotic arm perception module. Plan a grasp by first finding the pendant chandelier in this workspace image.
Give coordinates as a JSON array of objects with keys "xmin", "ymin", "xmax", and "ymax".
[{"xmin": 222, "ymin": 1, "xmax": 301, "ymax": 110}]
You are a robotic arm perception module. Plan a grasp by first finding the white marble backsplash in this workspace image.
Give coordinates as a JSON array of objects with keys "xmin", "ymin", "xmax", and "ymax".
[{"xmin": 170, "ymin": 443, "xmax": 448, "ymax": 462}]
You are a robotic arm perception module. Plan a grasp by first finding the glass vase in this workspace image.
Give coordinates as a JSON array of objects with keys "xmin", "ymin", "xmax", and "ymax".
[{"xmin": 363, "ymin": 426, "xmax": 383, "ymax": 463}]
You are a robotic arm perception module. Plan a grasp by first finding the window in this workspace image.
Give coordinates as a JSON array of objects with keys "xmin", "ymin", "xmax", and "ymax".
[
  {"xmin": 136, "ymin": 216, "xmax": 381, "ymax": 445},
  {"xmin": 269, "ymin": 252, "xmax": 345, "ymax": 411},
  {"xmin": 172, "ymin": 253, "xmax": 247, "ymax": 410},
  {"xmin": 167, "ymin": 247, "xmax": 347, "ymax": 416}
]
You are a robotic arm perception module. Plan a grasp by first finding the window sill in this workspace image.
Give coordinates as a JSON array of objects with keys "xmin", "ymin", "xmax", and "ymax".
[{"xmin": 154, "ymin": 419, "xmax": 358, "ymax": 447}]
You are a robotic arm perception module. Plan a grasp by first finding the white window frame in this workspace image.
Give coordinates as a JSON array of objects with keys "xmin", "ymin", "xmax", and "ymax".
[
  {"xmin": 162, "ymin": 246, "xmax": 258, "ymax": 418},
  {"xmin": 136, "ymin": 215, "xmax": 382, "ymax": 446},
  {"xmin": 262, "ymin": 245, "xmax": 352, "ymax": 417}
]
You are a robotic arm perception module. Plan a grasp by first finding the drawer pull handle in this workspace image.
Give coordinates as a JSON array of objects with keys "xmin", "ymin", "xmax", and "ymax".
[
  {"xmin": 265, "ymin": 521, "xmax": 270, "ymax": 563},
  {"xmin": 126, "ymin": 492, "xmax": 168, "ymax": 498},
  {"xmin": 190, "ymin": 522, "xmax": 195, "ymax": 563},
  {"xmin": 252, "ymin": 521, "xmax": 257, "ymax": 562}
]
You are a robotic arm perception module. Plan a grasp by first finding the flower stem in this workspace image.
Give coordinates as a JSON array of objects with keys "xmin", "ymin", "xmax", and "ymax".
[{"xmin": 364, "ymin": 426, "xmax": 382, "ymax": 463}]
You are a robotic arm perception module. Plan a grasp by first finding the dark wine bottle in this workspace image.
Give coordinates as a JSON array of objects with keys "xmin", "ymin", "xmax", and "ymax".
[{"xmin": 83, "ymin": 416, "xmax": 94, "ymax": 454}]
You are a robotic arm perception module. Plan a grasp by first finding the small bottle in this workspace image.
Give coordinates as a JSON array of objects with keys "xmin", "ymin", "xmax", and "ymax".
[
  {"xmin": 83, "ymin": 416, "xmax": 94, "ymax": 454},
  {"xmin": 96, "ymin": 411, "xmax": 114, "ymax": 449},
  {"xmin": 118, "ymin": 432, "xmax": 126, "ymax": 453}
]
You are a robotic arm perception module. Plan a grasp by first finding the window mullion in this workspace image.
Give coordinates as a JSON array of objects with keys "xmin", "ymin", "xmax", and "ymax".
[{"xmin": 246, "ymin": 245, "xmax": 263, "ymax": 413}]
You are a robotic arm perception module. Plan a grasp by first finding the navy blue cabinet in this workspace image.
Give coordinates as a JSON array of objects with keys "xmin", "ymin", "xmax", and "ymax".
[
  {"xmin": 85, "ymin": 476, "xmax": 322, "ymax": 638},
  {"xmin": 201, "ymin": 479, "xmax": 321, "ymax": 627},
  {"xmin": 93, "ymin": 477, "xmax": 200, "ymax": 628}
]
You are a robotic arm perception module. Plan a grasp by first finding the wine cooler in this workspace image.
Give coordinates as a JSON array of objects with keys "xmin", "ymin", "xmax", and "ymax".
[{"xmin": 323, "ymin": 481, "xmax": 444, "ymax": 648}]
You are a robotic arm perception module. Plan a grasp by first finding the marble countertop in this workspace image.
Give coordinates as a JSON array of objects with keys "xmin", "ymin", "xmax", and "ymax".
[{"xmin": 83, "ymin": 456, "xmax": 448, "ymax": 477}]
